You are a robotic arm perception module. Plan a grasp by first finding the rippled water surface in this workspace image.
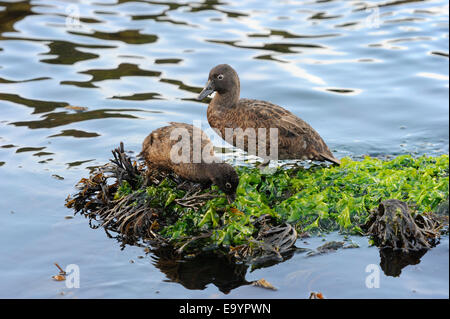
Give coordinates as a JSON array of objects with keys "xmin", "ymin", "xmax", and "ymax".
[{"xmin": 0, "ymin": 0, "xmax": 448, "ymax": 298}]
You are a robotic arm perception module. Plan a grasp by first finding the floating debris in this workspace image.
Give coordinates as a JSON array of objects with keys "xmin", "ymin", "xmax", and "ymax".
[
  {"xmin": 52, "ymin": 275, "xmax": 65, "ymax": 281},
  {"xmin": 52, "ymin": 263, "xmax": 66, "ymax": 281},
  {"xmin": 251, "ymin": 278, "xmax": 277, "ymax": 291},
  {"xmin": 307, "ymin": 241, "xmax": 345, "ymax": 257},
  {"xmin": 64, "ymin": 105, "xmax": 88, "ymax": 112},
  {"xmin": 309, "ymin": 292, "xmax": 324, "ymax": 299},
  {"xmin": 343, "ymin": 242, "xmax": 360, "ymax": 249}
]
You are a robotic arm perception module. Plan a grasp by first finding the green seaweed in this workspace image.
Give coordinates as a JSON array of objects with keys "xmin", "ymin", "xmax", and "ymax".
[
  {"xmin": 122, "ymin": 154, "xmax": 449, "ymax": 249},
  {"xmin": 68, "ymin": 153, "xmax": 449, "ymax": 257}
]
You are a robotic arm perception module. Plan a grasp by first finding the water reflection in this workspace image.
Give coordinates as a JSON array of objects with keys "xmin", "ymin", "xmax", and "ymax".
[
  {"xmin": 379, "ymin": 247, "xmax": 429, "ymax": 277},
  {"xmin": 152, "ymin": 250, "xmax": 250, "ymax": 294},
  {"xmin": 0, "ymin": 76, "xmax": 50, "ymax": 83},
  {"xmin": 69, "ymin": 29, "xmax": 158, "ymax": 45},
  {"xmin": 248, "ymin": 29, "xmax": 339, "ymax": 39},
  {"xmin": 40, "ymin": 41, "xmax": 112, "ymax": 65},
  {"xmin": 0, "ymin": 93, "xmax": 68, "ymax": 113},
  {"xmin": 48, "ymin": 129, "xmax": 100, "ymax": 138},
  {"xmin": 15, "ymin": 146, "xmax": 46, "ymax": 153},
  {"xmin": 0, "ymin": 0, "xmax": 32, "ymax": 35},
  {"xmin": 111, "ymin": 92, "xmax": 163, "ymax": 101},
  {"xmin": 61, "ymin": 63, "xmax": 161, "ymax": 88},
  {"xmin": 10, "ymin": 109, "xmax": 140, "ymax": 129},
  {"xmin": 100, "ymin": 229, "xmax": 297, "ymax": 294},
  {"xmin": 207, "ymin": 39, "xmax": 326, "ymax": 54}
]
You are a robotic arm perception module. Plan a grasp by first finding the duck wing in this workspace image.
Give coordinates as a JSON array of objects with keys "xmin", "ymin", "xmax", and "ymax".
[
  {"xmin": 238, "ymin": 99, "xmax": 308, "ymax": 136},
  {"xmin": 238, "ymin": 99, "xmax": 340, "ymax": 164}
]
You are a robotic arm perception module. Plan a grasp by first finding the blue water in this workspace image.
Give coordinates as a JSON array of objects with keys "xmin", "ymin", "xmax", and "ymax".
[{"xmin": 0, "ymin": 0, "xmax": 448, "ymax": 298}]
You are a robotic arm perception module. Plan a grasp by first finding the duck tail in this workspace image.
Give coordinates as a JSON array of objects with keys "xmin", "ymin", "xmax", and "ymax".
[{"xmin": 320, "ymin": 153, "xmax": 341, "ymax": 166}]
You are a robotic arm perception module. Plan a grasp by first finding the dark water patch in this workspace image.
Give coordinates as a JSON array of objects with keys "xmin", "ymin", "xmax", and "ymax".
[
  {"xmin": 111, "ymin": 92, "xmax": 163, "ymax": 101},
  {"xmin": 118, "ymin": 54, "xmax": 145, "ymax": 59},
  {"xmin": 431, "ymin": 51, "xmax": 449, "ymax": 58},
  {"xmin": 207, "ymin": 39, "xmax": 325, "ymax": 54},
  {"xmin": 0, "ymin": 93, "xmax": 68, "ymax": 114},
  {"xmin": 93, "ymin": 11, "xmax": 118, "ymax": 16},
  {"xmin": 309, "ymin": 12, "xmax": 342, "ymax": 20},
  {"xmin": 33, "ymin": 151, "xmax": 54, "ymax": 157},
  {"xmin": 385, "ymin": 17, "xmax": 427, "ymax": 24},
  {"xmin": 335, "ymin": 21, "xmax": 359, "ymax": 28},
  {"xmin": 60, "ymin": 80, "xmax": 97, "ymax": 88},
  {"xmin": 66, "ymin": 159, "xmax": 95, "ymax": 168},
  {"xmin": 414, "ymin": 9, "xmax": 442, "ymax": 15},
  {"xmin": 316, "ymin": 87, "xmax": 361, "ymax": 95},
  {"xmin": 354, "ymin": 0, "xmax": 425, "ymax": 12},
  {"xmin": 61, "ymin": 63, "xmax": 161, "ymax": 88},
  {"xmin": 0, "ymin": 76, "xmax": 50, "ymax": 83},
  {"xmin": 38, "ymin": 158, "xmax": 52, "ymax": 164},
  {"xmin": 39, "ymin": 41, "xmax": 114, "ymax": 65},
  {"xmin": 326, "ymin": 88, "xmax": 357, "ymax": 94},
  {"xmin": 154, "ymin": 58, "xmax": 182, "ymax": 64},
  {"xmin": 248, "ymin": 29, "xmax": 339, "ymax": 39},
  {"xmin": 357, "ymin": 58, "xmax": 376, "ymax": 62},
  {"xmin": 187, "ymin": 0, "xmax": 248, "ymax": 18},
  {"xmin": 160, "ymin": 78, "xmax": 203, "ymax": 94},
  {"xmin": 68, "ymin": 29, "xmax": 158, "ymax": 45},
  {"xmin": 388, "ymin": 36, "xmax": 433, "ymax": 44},
  {"xmin": 132, "ymin": 13, "xmax": 194, "ymax": 27},
  {"xmin": 0, "ymin": 0, "xmax": 34, "ymax": 35},
  {"xmin": 1, "ymin": 144, "xmax": 17, "ymax": 148},
  {"xmin": 15, "ymin": 146, "xmax": 46, "ymax": 153},
  {"xmin": 48, "ymin": 129, "xmax": 100, "ymax": 139},
  {"xmin": 10, "ymin": 109, "xmax": 140, "ymax": 129},
  {"xmin": 79, "ymin": 17, "xmax": 103, "ymax": 24},
  {"xmin": 254, "ymin": 54, "xmax": 287, "ymax": 63},
  {"xmin": 51, "ymin": 174, "xmax": 64, "ymax": 180},
  {"xmin": 46, "ymin": 11, "xmax": 104, "ymax": 25}
]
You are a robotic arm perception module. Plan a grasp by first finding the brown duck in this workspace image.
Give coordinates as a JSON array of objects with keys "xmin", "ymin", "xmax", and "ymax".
[
  {"xmin": 198, "ymin": 64, "xmax": 340, "ymax": 165},
  {"xmin": 141, "ymin": 122, "xmax": 239, "ymax": 203}
]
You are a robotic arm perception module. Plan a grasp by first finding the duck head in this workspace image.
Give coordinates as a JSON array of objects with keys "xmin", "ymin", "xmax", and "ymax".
[
  {"xmin": 208, "ymin": 163, "xmax": 239, "ymax": 204},
  {"xmin": 198, "ymin": 64, "xmax": 240, "ymax": 100}
]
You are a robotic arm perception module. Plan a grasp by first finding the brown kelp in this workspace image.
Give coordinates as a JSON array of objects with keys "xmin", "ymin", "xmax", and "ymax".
[{"xmin": 362, "ymin": 199, "xmax": 442, "ymax": 252}]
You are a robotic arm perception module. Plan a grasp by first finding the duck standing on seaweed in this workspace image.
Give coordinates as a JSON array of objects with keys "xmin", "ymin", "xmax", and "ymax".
[
  {"xmin": 198, "ymin": 64, "xmax": 340, "ymax": 165},
  {"xmin": 141, "ymin": 122, "xmax": 239, "ymax": 203}
]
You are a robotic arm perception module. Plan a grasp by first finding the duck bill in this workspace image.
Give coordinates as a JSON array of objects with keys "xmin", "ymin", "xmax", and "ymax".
[
  {"xmin": 226, "ymin": 193, "xmax": 236, "ymax": 204},
  {"xmin": 197, "ymin": 80, "xmax": 214, "ymax": 100}
]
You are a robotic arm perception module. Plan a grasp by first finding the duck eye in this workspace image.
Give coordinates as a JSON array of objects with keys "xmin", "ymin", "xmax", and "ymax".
[
  {"xmin": 217, "ymin": 74, "xmax": 224, "ymax": 80},
  {"xmin": 225, "ymin": 182, "xmax": 231, "ymax": 189}
]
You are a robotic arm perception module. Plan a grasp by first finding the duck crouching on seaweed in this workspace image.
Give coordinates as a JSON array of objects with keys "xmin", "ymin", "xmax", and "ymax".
[{"xmin": 141, "ymin": 122, "xmax": 239, "ymax": 204}]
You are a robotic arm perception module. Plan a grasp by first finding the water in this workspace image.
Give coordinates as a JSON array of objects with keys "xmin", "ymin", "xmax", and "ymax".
[{"xmin": 0, "ymin": 0, "xmax": 448, "ymax": 298}]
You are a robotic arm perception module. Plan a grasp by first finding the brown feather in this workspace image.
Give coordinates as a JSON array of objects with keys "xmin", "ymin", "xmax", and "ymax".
[
  {"xmin": 202, "ymin": 64, "xmax": 340, "ymax": 165},
  {"xmin": 141, "ymin": 122, "xmax": 239, "ymax": 198}
]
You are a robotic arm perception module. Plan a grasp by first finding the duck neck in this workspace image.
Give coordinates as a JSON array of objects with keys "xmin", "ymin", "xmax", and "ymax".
[
  {"xmin": 201, "ymin": 162, "xmax": 227, "ymax": 183},
  {"xmin": 212, "ymin": 84, "xmax": 240, "ymax": 110}
]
